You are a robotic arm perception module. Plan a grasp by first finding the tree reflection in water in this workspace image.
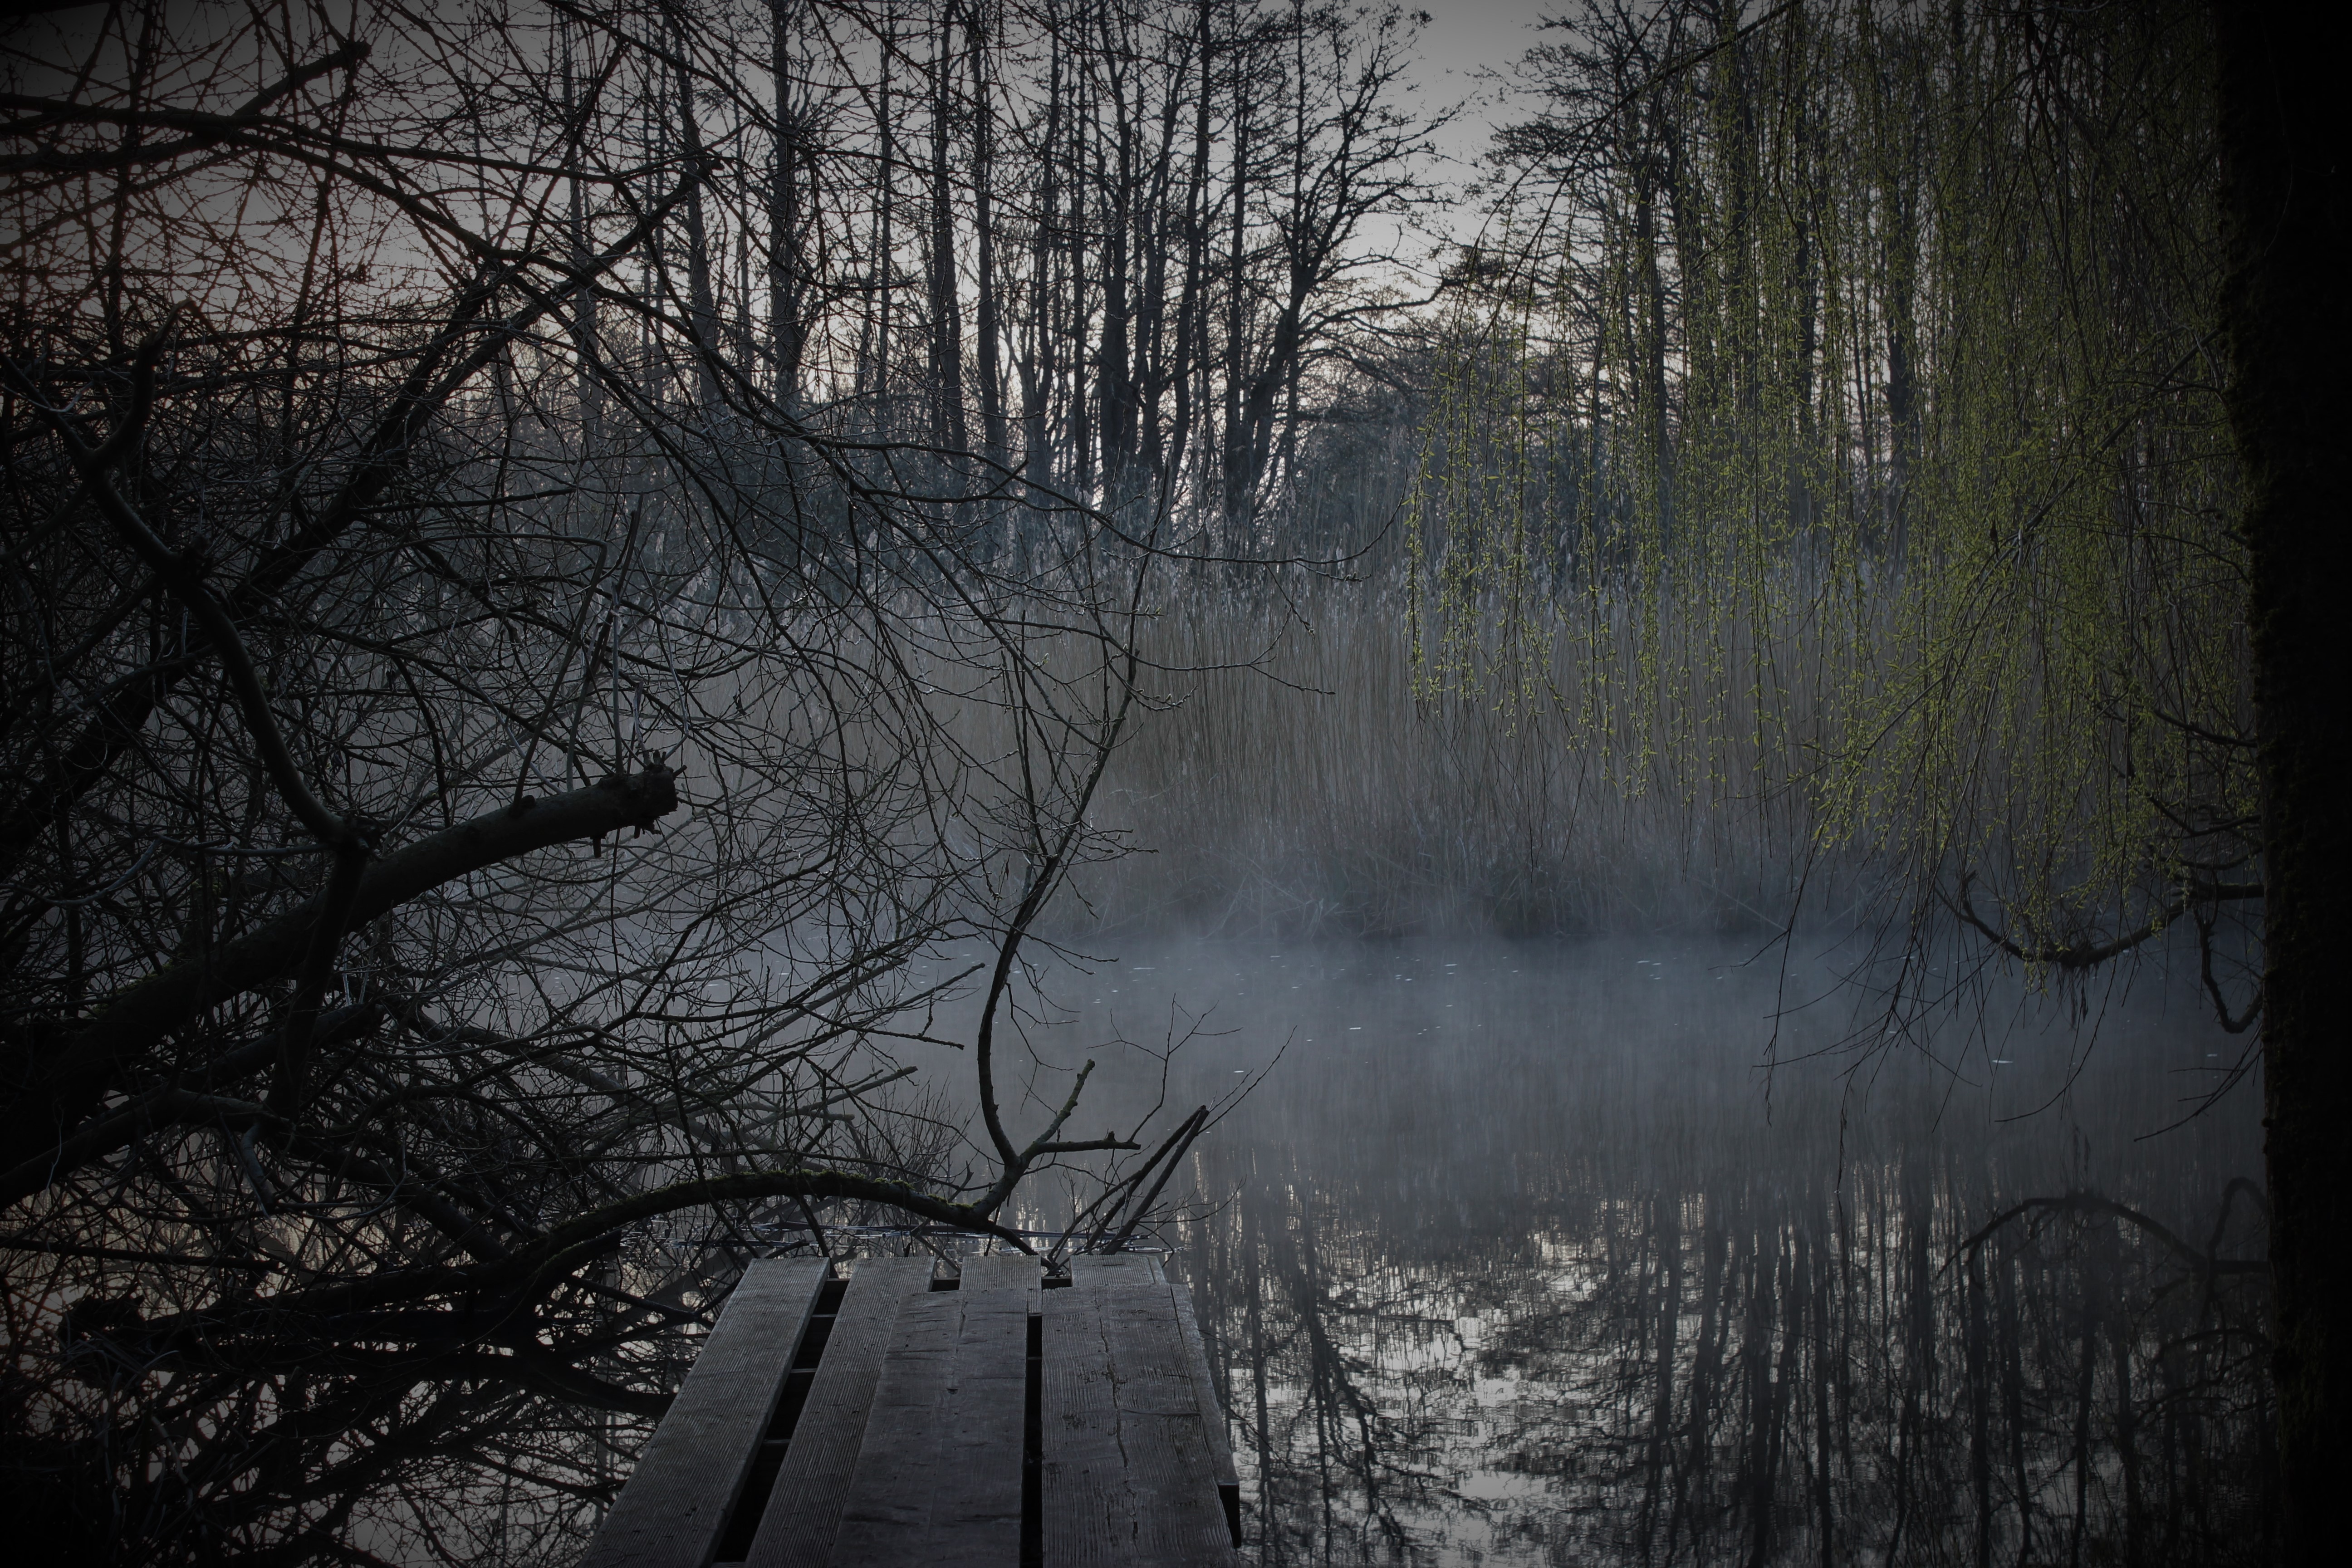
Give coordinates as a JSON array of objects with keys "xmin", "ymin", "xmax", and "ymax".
[
  {"xmin": 1156, "ymin": 944, "xmax": 2272, "ymax": 1566},
  {"xmin": 25, "ymin": 942, "xmax": 2253, "ymax": 1563}
]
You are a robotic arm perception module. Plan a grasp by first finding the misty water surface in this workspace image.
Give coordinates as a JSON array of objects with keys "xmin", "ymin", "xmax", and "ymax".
[{"xmin": 1003, "ymin": 938, "xmax": 2270, "ymax": 1566}]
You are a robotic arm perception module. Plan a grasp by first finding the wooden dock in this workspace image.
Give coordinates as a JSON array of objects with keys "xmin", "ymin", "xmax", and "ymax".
[{"xmin": 582, "ymin": 1253, "xmax": 1243, "ymax": 1568}]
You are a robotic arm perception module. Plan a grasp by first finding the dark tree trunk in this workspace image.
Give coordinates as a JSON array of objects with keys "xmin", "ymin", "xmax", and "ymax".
[
  {"xmin": 1168, "ymin": 0, "xmax": 1212, "ymax": 484},
  {"xmin": 1017, "ymin": 9, "xmax": 1062, "ymax": 498},
  {"xmin": 1220, "ymin": 66, "xmax": 1248, "ymax": 528},
  {"xmin": 861, "ymin": 9, "xmax": 897, "ymax": 402},
  {"xmin": 1095, "ymin": 19, "xmax": 1137, "ymax": 490},
  {"xmin": 2214, "ymin": 12, "xmax": 2350, "ymax": 1567},
  {"xmin": 1134, "ymin": 55, "xmax": 1182, "ymax": 485},
  {"xmin": 926, "ymin": 28, "xmax": 967, "ymax": 464},
  {"xmin": 969, "ymin": 9, "xmax": 1005, "ymax": 471},
  {"xmin": 768, "ymin": 0, "xmax": 805, "ymax": 408},
  {"xmin": 668, "ymin": 45, "xmax": 722, "ymax": 419},
  {"xmin": 563, "ymin": 36, "xmax": 602, "ymax": 448}
]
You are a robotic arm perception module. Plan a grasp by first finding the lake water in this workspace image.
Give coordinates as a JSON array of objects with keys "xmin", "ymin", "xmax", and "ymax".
[
  {"xmin": 320, "ymin": 936, "xmax": 2269, "ymax": 1564},
  {"xmin": 1004, "ymin": 936, "xmax": 2271, "ymax": 1566}
]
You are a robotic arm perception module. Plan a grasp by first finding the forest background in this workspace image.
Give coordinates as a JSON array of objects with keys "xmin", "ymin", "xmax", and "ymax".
[{"xmin": 0, "ymin": 0, "xmax": 2336, "ymax": 1563}]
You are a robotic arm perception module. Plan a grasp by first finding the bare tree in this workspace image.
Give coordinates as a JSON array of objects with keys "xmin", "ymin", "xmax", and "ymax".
[{"xmin": 0, "ymin": 1, "xmax": 1279, "ymax": 1556}]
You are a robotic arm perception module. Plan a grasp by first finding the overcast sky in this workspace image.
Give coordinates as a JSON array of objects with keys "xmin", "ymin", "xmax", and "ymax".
[
  {"xmin": 1367, "ymin": 1, "xmax": 1562, "ymax": 272},
  {"xmin": 1403, "ymin": 1, "xmax": 1560, "ymax": 172}
]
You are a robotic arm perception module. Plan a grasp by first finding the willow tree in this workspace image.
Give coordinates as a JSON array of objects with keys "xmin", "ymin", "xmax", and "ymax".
[
  {"xmin": 1414, "ymin": 0, "xmax": 2251, "ymax": 1030},
  {"xmin": 1412, "ymin": 0, "xmax": 2308, "ymax": 1551}
]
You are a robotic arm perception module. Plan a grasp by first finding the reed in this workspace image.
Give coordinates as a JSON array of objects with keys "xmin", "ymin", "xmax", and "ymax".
[{"xmin": 1049, "ymin": 569, "xmax": 1879, "ymax": 940}]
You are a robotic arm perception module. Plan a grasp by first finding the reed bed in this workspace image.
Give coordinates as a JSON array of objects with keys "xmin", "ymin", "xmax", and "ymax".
[{"xmin": 1044, "ymin": 575, "xmax": 1879, "ymax": 940}]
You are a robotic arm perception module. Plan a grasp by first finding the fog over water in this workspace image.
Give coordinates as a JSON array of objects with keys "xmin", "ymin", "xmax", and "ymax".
[{"xmin": 992, "ymin": 938, "xmax": 2270, "ymax": 1564}]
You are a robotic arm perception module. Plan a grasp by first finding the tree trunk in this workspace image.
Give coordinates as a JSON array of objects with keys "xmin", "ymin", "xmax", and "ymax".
[
  {"xmin": 926, "ymin": 27, "xmax": 968, "ymax": 465},
  {"xmin": 1220, "ymin": 64, "xmax": 1249, "ymax": 528},
  {"xmin": 2214, "ymin": 12, "xmax": 2349, "ymax": 1567},
  {"xmin": 969, "ymin": 6, "xmax": 1006, "ymax": 472},
  {"xmin": 563, "ymin": 19, "xmax": 601, "ymax": 445},
  {"xmin": 668, "ymin": 43, "xmax": 723, "ymax": 420},
  {"xmin": 768, "ymin": 0, "xmax": 805, "ymax": 408},
  {"xmin": 1170, "ymin": 0, "xmax": 1212, "ymax": 485},
  {"xmin": 1095, "ymin": 11, "xmax": 1137, "ymax": 492},
  {"xmin": 1016, "ymin": 3, "xmax": 1062, "ymax": 503}
]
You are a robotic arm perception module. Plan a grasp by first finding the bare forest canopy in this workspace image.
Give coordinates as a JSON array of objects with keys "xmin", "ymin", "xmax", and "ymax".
[{"xmin": 0, "ymin": 1, "xmax": 2256, "ymax": 1563}]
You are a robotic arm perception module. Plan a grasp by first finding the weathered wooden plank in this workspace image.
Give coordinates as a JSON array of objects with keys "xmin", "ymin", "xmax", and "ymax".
[
  {"xmin": 1089, "ymin": 1279, "xmax": 1239, "ymax": 1566},
  {"xmin": 830, "ymin": 1284, "xmax": 960, "ymax": 1546},
  {"xmin": 1167, "ymin": 1279, "xmax": 1242, "ymax": 1545},
  {"xmin": 932, "ymin": 1255, "xmax": 1036, "ymax": 1558},
  {"xmin": 1044, "ymin": 1257, "xmax": 1238, "ymax": 1568},
  {"xmin": 583, "ymin": 1258, "xmax": 830, "ymax": 1568},
  {"xmin": 1041, "ymin": 1267, "xmax": 1125, "ymax": 1568},
  {"xmin": 1072, "ymin": 1250, "xmax": 1163, "ymax": 1290},
  {"xmin": 958, "ymin": 1250, "xmax": 1040, "ymax": 1317},
  {"xmin": 743, "ymin": 1255, "xmax": 931, "ymax": 1568},
  {"xmin": 825, "ymin": 1254, "xmax": 1032, "ymax": 1566}
]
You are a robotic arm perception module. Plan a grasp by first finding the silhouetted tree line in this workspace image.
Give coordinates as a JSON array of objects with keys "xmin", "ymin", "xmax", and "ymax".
[{"xmin": 0, "ymin": 1, "xmax": 1434, "ymax": 1558}]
